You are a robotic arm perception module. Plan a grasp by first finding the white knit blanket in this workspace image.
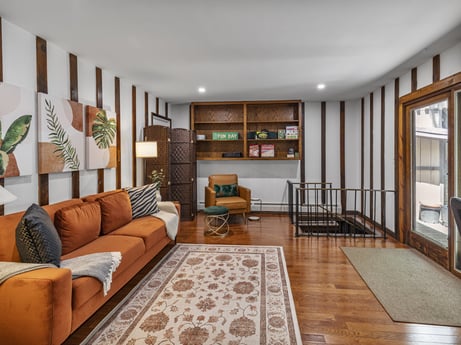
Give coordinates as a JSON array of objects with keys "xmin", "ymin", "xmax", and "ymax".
[
  {"xmin": 154, "ymin": 201, "xmax": 180, "ymax": 240},
  {"xmin": 1, "ymin": 252, "xmax": 122, "ymax": 296}
]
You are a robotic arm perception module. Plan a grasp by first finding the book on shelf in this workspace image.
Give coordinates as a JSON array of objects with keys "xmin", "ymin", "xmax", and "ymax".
[
  {"xmin": 278, "ymin": 129, "xmax": 286, "ymax": 139},
  {"xmin": 249, "ymin": 144, "xmax": 260, "ymax": 157},
  {"xmin": 287, "ymin": 147, "xmax": 295, "ymax": 158},
  {"xmin": 285, "ymin": 126, "xmax": 298, "ymax": 139},
  {"xmin": 261, "ymin": 144, "xmax": 275, "ymax": 157}
]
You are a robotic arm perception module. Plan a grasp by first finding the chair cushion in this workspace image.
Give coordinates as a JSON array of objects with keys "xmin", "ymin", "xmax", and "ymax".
[
  {"xmin": 125, "ymin": 183, "xmax": 159, "ymax": 219},
  {"xmin": 204, "ymin": 205, "xmax": 229, "ymax": 215},
  {"xmin": 15, "ymin": 204, "xmax": 62, "ymax": 266},
  {"xmin": 54, "ymin": 201, "xmax": 101, "ymax": 255},
  {"xmin": 215, "ymin": 197, "xmax": 247, "ymax": 210},
  {"xmin": 97, "ymin": 190, "xmax": 132, "ymax": 234},
  {"xmin": 214, "ymin": 183, "xmax": 238, "ymax": 197}
]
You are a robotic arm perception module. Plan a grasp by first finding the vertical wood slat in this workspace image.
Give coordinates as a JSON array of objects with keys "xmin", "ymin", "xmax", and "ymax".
[
  {"xmin": 37, "ymin": 36, "xmax": 49, "ymax": 206},
  {"xmin": 340, "ymin": 101, "xmax": 346, "ymax": 211},
  {"xmin": 132, "ymin": 85, "xmax": 137, "ymax": 187},
  {"xmin": 360, "ymin": 98, "xmax": 366, "ymax": 217},
  {"xmin": 369, "ymin": 93, "xmax": 374, "ymax": 218},
  {"xmin": 300, "ymin": 102, "xmax": 305, "ymax": 184},
  {"xmin": 380, "ymin": 86, "xmax": 386, "ymax": 228},
  {"xmin": 394, "ymin": 78, "xmax": 401, "ymax": 241},
  {"xmin": 156, "ymin": 97, "xmax": 159, "ymax": 114},
  {"xmin": 433, "ymin": 54, "xmax": 440, "ymax": 83},
  {"xmin": 0, "ymin": 17, "xmax": 3, "ymax": 83},
  {"xmin": 411, "ymin": 67, "xmax": 418, "ymax": 92},
  {"xmin": 96, "ymin": 67, "xmax": 104, "ymax": 192},
  {"xmin": 69, "ymin": 53, "xmax": 80, "ymax": 198},
  {"xmin": 321, "ymin": 101, "xmax": 326, "ymax": 203},
  {"xmin": 115, "ymin": 77, "xmax": 121, "ymax": 189},
  {"xmin": 0, "ymin": 18, "xmax": 3, "ymax": 215},
  {"xmin": 165, "ymin": 102, "xmax": 169, "ymax": 117},
  {"xmin": 144, "ymin": 92, "xmax": 149, "ymax": 127},
  {"xmin": 360, "ymin": 98, "xmax": 365, "ymax": 190}
]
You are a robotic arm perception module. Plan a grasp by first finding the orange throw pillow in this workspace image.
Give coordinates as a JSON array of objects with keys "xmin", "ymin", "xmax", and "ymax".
[
  {"xmin": 54, "ymin": 201, "xmax": 101, "ymax": 255},
  {"xmin": 98, "ymin": 190, "xmax": 132, "ymax": 234}
]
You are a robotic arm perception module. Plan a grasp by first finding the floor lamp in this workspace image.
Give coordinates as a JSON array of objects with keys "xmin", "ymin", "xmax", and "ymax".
[{"xmin": 135, "ymin": 141, "xmax": 158, "ymax": 185}]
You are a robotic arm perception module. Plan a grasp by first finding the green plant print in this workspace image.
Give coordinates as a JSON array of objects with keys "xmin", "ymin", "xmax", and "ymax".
[
  {"xmin": 45, "ymin": 99, "xmax": 80, "ymax": 170},
  {"xmin": 0, "ymin": 114, "xmax": 32, "ymax": 176},
  {"xmin": 92, "ymin": 110, "xmax": 116, "ymax": 149}
]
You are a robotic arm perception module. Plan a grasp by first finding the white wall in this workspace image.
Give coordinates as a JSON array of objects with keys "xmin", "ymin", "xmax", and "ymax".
[{"xmin": 2, "ymin": 19, "xmax": 165, "ymax": 213}]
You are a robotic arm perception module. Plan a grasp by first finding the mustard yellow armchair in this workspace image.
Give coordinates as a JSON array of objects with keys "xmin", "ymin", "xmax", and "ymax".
[{"xmin": 205, "ymin": 174, "xmax": 251, "ymax": 220}]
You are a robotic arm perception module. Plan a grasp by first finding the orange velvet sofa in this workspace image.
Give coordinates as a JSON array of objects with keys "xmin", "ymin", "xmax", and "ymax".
[{"xmin": 0, "ymin": 188, "xmax": 178, "ymax": 345}]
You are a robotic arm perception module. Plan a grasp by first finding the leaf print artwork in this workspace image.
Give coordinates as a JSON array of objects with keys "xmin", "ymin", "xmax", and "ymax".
[
  {"xmin": 45, "ymin": 99, "xmax": 80, "ymax": 170},
  {"xmin": 92, "ymin": 110, "xmax": 116, "ymax": 149},
  {"xmin": 0, "ymin": 115, "xmax": 32, "ymax": 176}
]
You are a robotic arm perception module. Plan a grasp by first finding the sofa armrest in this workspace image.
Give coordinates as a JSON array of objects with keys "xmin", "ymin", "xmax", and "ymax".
[
  {"xmin": 0, "ymin": 267, "xmax": 73, "ymax": 345},
  {"xmin": 205, "ymin": 186, "xmax": 216, "ymax": 208}
]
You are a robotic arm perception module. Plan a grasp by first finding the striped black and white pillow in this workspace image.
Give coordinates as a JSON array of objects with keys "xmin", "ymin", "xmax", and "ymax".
[{"xmin": 125, "ymin": 183, "xmax": 159, "ymax": 219}]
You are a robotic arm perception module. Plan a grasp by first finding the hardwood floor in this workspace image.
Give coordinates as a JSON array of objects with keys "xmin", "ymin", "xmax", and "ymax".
[{"xmin": 65, "ymin": 213, "xmax": 461, "ymax": 345}]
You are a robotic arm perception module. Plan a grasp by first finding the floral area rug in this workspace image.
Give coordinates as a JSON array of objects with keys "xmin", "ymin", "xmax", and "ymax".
[{"xmin": 82, "ymin": 244, "xmax": 302, "ymax": 345}]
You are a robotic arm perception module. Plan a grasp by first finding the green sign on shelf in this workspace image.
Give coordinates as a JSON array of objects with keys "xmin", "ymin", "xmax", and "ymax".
[{"xmin": 212, "ymin": 132, "xmax": 239, "ymax": 140}]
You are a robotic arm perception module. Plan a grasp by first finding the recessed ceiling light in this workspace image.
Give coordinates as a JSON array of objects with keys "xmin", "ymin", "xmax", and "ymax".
[
  {"xmin": 317, "ymin": 83, "xmax": 326, "ymax": 90},
  {"xmin": 198, "ymin": 87, "xmax": 206, "ymax": 93}
]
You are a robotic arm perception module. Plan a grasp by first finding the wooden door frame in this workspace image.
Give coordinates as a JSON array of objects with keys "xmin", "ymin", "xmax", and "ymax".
[{"xmin": 398, "ymin": 72, "xmax": 461, "ymax": 272}]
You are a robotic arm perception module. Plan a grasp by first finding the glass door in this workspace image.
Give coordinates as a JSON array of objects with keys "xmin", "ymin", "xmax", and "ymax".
[{"xmin": 411, "ymin": 98, "xmax": 448, "ymax": 248}]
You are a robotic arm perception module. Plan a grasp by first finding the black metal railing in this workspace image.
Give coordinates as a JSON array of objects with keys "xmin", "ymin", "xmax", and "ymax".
[{"xmin": 288, "ymin": 181, "xmax": 395, "ymax": 238}]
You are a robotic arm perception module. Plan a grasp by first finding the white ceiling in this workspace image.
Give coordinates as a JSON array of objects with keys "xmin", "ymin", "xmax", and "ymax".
[{"xmin": 0, "ymin": 0, "xmax": 461, "ymax": 104}]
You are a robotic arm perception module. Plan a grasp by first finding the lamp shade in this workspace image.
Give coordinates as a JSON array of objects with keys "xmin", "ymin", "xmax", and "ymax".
[
  {"xmin": 135, "ymin": 141, "xmax": 158, "ymax": 158},
  {"xmin": 0, "ymin": 185, "xmax": 17, "ymax": 205}
]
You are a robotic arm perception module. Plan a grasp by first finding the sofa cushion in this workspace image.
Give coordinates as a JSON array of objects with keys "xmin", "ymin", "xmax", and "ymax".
[
  {"xmin": 109, "ymin": 216, "xmax": 167, "ymax": 250},
  {"xmin": 125, "ymin": 183, "xmax": 159, "ymax": 219},
  {"xmin": 214, "ymin": 183, "xmax": 238, "ymax": 197},
  {"xmin": 55, "ymin": 201, "xmax": 102, "ymax": 255},
  {"xmin": 61, "ymin": 235, "xmax": 145, "ymax": 309},
  {"xmin": 15, "ymin": 204, "xmax": 62, "ymax": 267},
  {"xmin": 97, "ymin": 190, "xmax": 132, "ymax": 234}
]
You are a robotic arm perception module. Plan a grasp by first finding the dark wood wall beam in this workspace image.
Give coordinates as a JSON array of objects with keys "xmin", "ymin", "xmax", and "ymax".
[
  {"xmin": 411, "ymin": 67, "xmax": 418, "ymax": 92},
  {"xmin": 0, "ymin": 17, "xmax": 3, "ymax": 83},
  {"xmin": 321, "ymin": 101, "xmax": 326, "ymax": 203},
  {"xmin": 369, "ymin": 93, "xmax": 374, "ymax": 217},
  {"xmin": 36, "ymin": 36, "xmax": 49, "ymax": 206},
  {"xmin": 165, "ymin": 102, "xmax": 169, "ymax": 117},
  {"xmin": 96, "ymin": 67, "xmax": 104, "ymax": 192},
  {"xmin": 115, "ymin": 77, "xmax": 121, "ymax": 189},
  {"xmin": 0, "ymin": 18, "xmax": 3, "ymax": 215},
  {"xmin": 132, "ymin": 85, "xmax": 137, "ymax": 187},
  {"xmin": 340, "ymin": 101, "xmax": 346, "ymax": 211},
  {"xmin": 380, "ymin": 86, "xmax": 385, "ymax": 191},
  {"xmin": 300, "ymin": 102, "xmax": 305, "ymax": 184},
  {"xmin": 144, "ymin": 92, "xmax": 149, "ymax": 127},
  {"xmin": 433, "ymin": 54, "xmax": 440, "ymax": 83},
  {"xmin": 394, "ymin": 78, "xmax": 400, "ymax": 240},
  {"xmin": 69, "ymin": 53, "xmax": 80, "ymax": 198},
  {"xmin": 156, "ymin": 97, "xmax": 159, "ymax": 114},
  {"xmin": 360, "ymin": 98, "xmax": 365, "ymax": 191},
  {"xmin": 380, "ymin": 86, "xmax": 386, "ymax": 224}
]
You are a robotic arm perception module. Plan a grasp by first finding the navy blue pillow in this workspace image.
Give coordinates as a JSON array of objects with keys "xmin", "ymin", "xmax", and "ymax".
[{"xmin": 16, "ymin": 204, "xmax": 62, "ymax": 267}]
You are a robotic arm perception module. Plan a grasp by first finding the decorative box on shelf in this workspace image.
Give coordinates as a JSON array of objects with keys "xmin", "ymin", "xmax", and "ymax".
[
  {"xmin": 261, "ymin": 144, "xmax": 275, "ymax": 157},
  {"xmin": 249, "ymin": 144, "xmax": 260, "ymax": 157},
  {"xmin": 285, "ymin": 126, "xmax": 298, "ymax": 139},
  {"xmin": 212, "ymin": 132, "xmax": 239, "ymax": 140}
]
